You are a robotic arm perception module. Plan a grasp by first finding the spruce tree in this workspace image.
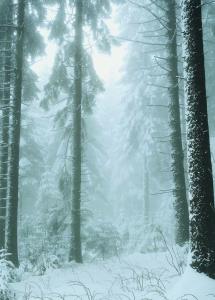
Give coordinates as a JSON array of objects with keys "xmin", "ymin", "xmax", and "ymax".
[
  {"xmin": 44, "ymin": 0, "xmax": 114, "ymax": 263},
  {"xmin": 182, "ymin": 0, "xmax": 215, "ymax": 278},
  {"xmin": 116, "ymin": 0, "xmax": 176, "ymax": 228},
  {"xmin": 69, "ymin": 0, "xmax": 83, "ymax": 263},
  {"xmin": 6, "ymin": 0, "xmax": 25, "ymax": 267},
  {"xmin": 164, "ymin": 0, "xmax": 189, "ymax": 245},
  {"xmin": 0, "ymin": 0, "xmax": 13, "ymax": 250}
]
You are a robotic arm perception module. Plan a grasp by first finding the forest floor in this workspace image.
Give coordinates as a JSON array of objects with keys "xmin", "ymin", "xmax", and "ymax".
[{"xmin": 11, "ymin": 251, "xmax": 215, "ymax": 300}]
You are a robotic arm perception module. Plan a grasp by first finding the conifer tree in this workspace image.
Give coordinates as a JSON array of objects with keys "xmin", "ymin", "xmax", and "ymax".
[
  {"xmin": 69, "ymin": 0, "xmax": 83, "ymax": 263},
  {"xmin": 124, "ymin": 0, "xmax": 189, "ymax": 244},
  {"xmin": 164, "ymin": 0, "xmax": 189, "ymax": 245},
  {"xmin": 117, "ymin": 0, "xmax": 175, "ymax": 229},
  {"xmin": 44, "ymin": 0, "xmax": 114, "ymax": 263},
  {"xmin": 0, "ymin": 0, "xmax": 13, "ymax": 250},
  {"xmin": 1, "ymin": 0, "xmax": 46, "ymax": 266},
  {"xmin": 182, "ymin": 0, "xmax": 215, "ymax": 278},
  {"xmin": 6, "ymin": 0, "xmax": 25, "ymax": 267}
]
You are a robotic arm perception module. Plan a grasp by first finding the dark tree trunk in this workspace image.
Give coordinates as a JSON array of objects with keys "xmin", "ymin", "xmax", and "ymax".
[
  {"xmin": 0, "ymin": 2, "xmax": 7, "ymax": 250},
  {"xmin": 165, "ymin": 0, "xmax": 189, "ymax": 246},
  {"xmin": 182, "ymin": 0, "xmax": 215, "ymax": 278},
  {"xmin": 69, "ymin": 0, "xmax": 83, "ymax": 263},
  {"xmin": 6, "ymin": 0, "xmax": 25, "ymax": 267},
  {"xmin": 0, "ymin": 0, "xmax": 13, "ymax": 250}
]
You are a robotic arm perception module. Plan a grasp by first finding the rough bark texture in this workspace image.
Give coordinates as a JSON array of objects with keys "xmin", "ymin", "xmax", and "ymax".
[
  {"xmin": 165, "ymin": 0, "xmax": 189, "ymax": 246},
  {"xmin": 0, "ymin": 0, "xmax": 13, "ymax": 250},
  {"xmin": 182, "ymin": 0, "xmax": 215, "ymax": 278},
  {"xmin": 69, "ymin": 0, "xmax": 83, "ymax": 263},
  {"xmin": 6, "ymin": 0, "xmax": 25, "ymax": 267},
  {"xmin": 0, "ymin": 2, "xmax": 7, "ymax": 250}
]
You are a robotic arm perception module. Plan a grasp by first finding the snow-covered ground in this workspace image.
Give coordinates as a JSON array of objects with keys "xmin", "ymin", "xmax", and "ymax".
[
  {"xmin": 11, "ymin": 252, "xmax": 215, "ymax": 300},
  {"xmin": 168, "ymin": 266, "xmax": 215, "ymax": 300}
]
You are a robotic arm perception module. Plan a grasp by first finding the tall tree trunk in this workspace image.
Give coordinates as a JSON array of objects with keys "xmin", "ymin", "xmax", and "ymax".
[
  {"xmin": 165, "ymin": 0, "xmax": 189, "ymax": 246},
  {"xmin": 69, "ymin": 0, "xmax": 83, "ymax": 263},
  {"xmin": 0, "ymin": 2, "xmax": 7, "ymax": 250},
  {"xmin": 143, "ymin": 160, "xmax": 150, "ymax": 223},
  {"xmin": 6, "ymin": 0, "xmax": 25, "ymax": 267},
  {"xmin": 0, "ymin": 0, "xmax": 13, "ymax": 250},
  {"xmin": 182, "ymin": 0, "xmax": 215, "ymax": 278}
]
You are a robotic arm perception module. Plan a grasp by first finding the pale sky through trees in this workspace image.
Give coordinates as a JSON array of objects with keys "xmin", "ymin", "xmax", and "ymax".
[{"xmin": 32, "ymin": 6, "xmax": 125, "ymax": 92}]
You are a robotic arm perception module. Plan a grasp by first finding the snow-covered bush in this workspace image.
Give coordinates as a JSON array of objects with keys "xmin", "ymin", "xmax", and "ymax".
[
  {"xmin": 83, "ymin": 221, "xmax": 122, "ymax": 260},
  {"xmin": 116, "ymin": 201, "xmax": 175, "ymax": 254},
  {"xmin": 31, "ymin": 254, "xmax": 60, "ymax": 275},
  {"xmin": 118, "ymin": 215, "xmax": 172, "ymax": 254},
  {"xmin": 20, "ymin": 238, "xmax": 62, "ymax": 275},
  {"xmin": 19, "ymin": 215, "xmax": 65, "ymax": 274},
  {"xmin": 0, "ymin": 250, "xmax": 15, "ymax": 300},
  {"xmin": 139, "ymin": 223, "xmax": 168, "ymax": 253}
]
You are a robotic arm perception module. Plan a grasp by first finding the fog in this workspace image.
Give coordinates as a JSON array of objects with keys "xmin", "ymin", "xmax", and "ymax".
[{"xmin": 0, "ymin": 0, "xmax": 215, "ymax": 299}]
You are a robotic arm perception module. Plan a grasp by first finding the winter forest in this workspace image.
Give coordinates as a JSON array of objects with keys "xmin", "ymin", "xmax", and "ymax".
[{"xmin": 0, "ymin": 0, "xmax": 215, "ymax": 299}]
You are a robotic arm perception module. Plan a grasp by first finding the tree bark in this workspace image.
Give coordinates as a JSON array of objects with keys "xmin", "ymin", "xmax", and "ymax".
[
  {"xmin": 0, "ymin": 0, "xmax": 13, "ymax": 250},
  {"xmin": 182, "ymin": 0, "xmax": 215, "ymax": 278},
  {"xmin": 6, "ymin": 0, "xmax": 25, "ymax": 267},
  {"xmin": 165, "ymin": 0, "xmax": 189, "ymax": 246},
  {"xmin": 69, "ymin": 0, "xmax": 83, "ymax": 263}
]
